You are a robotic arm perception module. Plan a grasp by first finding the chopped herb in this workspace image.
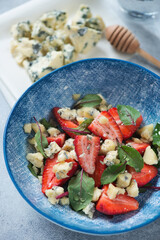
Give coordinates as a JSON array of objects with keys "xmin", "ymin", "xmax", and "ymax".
[
  {"xmin": 118, "ymin": 145, "xmax": 144, "ymax": 172},
  {"xmin": 101, "ymin": 162, "xmax": 126, "ymax": 185},
  {"xmin": 68, "ymin": 170, "xmax": 95, "ymax": 211},
  {"xmin": 73, "ymin": 94, "xmax": 102, "ymax": 108},
  {"xmin": 27, "ymin": 162, "xmax": 38, "ymax": 178},
  {"xmin": 117, "ymin": 105, "xmax": 141, "ymax": 125},
  {"xmin": 40, "ymin": 118, "xmax": 52, "ymax": 130},
  {"xmin": 153, "ymin": 123, "xmax": 160, "ymax": 147}
]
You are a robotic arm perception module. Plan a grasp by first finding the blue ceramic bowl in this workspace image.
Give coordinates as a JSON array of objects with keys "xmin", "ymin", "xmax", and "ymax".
[{"xmin": 3, "ymin": 58, "xmax": 160, "ymax": 235}]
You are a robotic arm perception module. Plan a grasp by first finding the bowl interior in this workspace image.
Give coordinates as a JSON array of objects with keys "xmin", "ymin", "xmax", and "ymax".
[{"xmin": 4, "ymin": 58, "xmax": 160, "ymax": 235}]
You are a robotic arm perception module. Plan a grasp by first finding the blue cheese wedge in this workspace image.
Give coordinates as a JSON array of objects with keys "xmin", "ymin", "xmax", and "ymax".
[
  {"xmin": 23, "ymin": 50, "xmax": 64, "ymax": 82},
  {"xmin": 11, "ymin": 38, "xmax": 42, "ymax": 65},
  {"xmin": 40, "ymin": 10, "xmax": 67, "ymax": 30},
  {"xmin": 31, "ymin": 21, "xmax": 54, "ymax": 42},
  {"xmin": 62, "ymin": 44, "xmax": 77, "ymax": 64},
  {"xmin": 11, "ymin": 20, "xmax": 31, "ymax": 39},
  {"xmin": 71, "ymin": 5, "xmax": 92, "ymax": 27},
  {"xmin": 67, "ymin": 26, "xmax": 102, "ymax": 54}
]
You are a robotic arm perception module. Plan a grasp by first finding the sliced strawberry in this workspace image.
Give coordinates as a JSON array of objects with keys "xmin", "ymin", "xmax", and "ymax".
[
  {"xmin": 47, "ymin": 133, "xmax": 66, "ymax": 147},
  {"xmin": 108, "ymin": 107, "xmax": 143, "ymax": 140},
  {"xmin": 126, "ymin": 140, "xmax": 150, "ymax": 155},
  {"xmin": 90, "ymin": 155, "xmax": 106, "ymax": 187},
  {"xmin": 88, "ymin": 111, "xmax": 123, "ymax": 143},
  {"xmin": 96, "ymin": 185, "xmax": 139, "ymax": 215},
  {"xmin": 42, "ymin": 154, "xmax": 78, "ymax": 193},
  {"xmin": 53, "ymin": 107, "xmax": 78, "ymax": 138},
  {"xmin": 127, "ymin": 164, "xmax": 158, "ymax": 187},
  {"xmin": 74, "ymin": 135, "xmax": 100, "ymax": 175}
]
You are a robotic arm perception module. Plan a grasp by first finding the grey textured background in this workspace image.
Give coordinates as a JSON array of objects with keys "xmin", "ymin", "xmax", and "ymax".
[{"xmin": 0, "ymin": 0, "xmax": 160, "ymax": 240}]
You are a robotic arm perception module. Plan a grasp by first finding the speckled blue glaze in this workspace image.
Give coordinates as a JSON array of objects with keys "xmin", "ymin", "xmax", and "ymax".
[{"xmin": 3, "ymin": 58, "xmax": 160, "ymax": 235}]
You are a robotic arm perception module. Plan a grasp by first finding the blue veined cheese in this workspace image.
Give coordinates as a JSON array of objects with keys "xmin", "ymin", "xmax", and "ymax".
[
  {"xmin": 104, "ymin": 151, "xmax": 120, "ymax": 166},
  {"xmin": 11, "ymin": 20, "xmax": 31, "ymax": 39},
  {"xmin": 107, "ymin": 184, "xmax": 125, "ymax": 200},
  {"xmin": 58, "ymin": 108, "xmax": 77, "ymax": 120},
  {"xmin": 126, "ymin": 179, "xmax": 139, "ymax": 197},
  {"xmin": 44, "ymin": 141, "xmax": 61, "ymax": 158},
  {"xmin": 54, "ymin": 29, "xmax": 70, "ymax": 43},
  {"xmin": 45, "ymin": 186, "xmax": 64, "ymax": 204},
  {"xmin": 40, "ymin": 10, "xmax": 67, "ymax": 30},
  {"xmin": 42, "ymin": 35, "xmax": 64, "ymax": 54},
  {"xmin": 31, "ymin": 21, "xmax": 54, "ymax": 41},
  {"xmin": 62, "ymin": 44, "xmax": 77, "ymax": 64},
  {"xmin": 62, "ymin": 138, "xmax": 75, "ymax": 151},
  {"xmin": 52, "ymin": 161, "xmax": 73, "ymax": 179},
  {"xmin": 85, "ymin": 16, "xmax": 105, "ymax": 31},
  {"xmin": 71, "ymin": 5, "xmax": 92, "ymax": 27},
  {"xmin": 82, "ymin": 202, "xmax": 95, "ymax": 219},
  {"xmin": 116, "ymin": 172, "xmax": 132, "ymax": 188},
  {"xmin": 23, "ymin": 51, "xmax": 64, "ymax": 82},
  {"xmin": 10, "ymin": 38, "xmax": 42, "ymax": 65},
  {"xmin": 67, "ymin": 26, "xmax": 102, "ymax": 54},
  {"xmin": 26, "ymin": 152, "xmax": 44, "ymax": 168},
  {"xmin": 77, "ymin": 107, "xmax": 100, "ymax": 119}
]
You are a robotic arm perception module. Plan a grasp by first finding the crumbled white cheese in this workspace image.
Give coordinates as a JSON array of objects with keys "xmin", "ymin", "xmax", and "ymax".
[
  {"xmin": 62, "ymin": 138, "xmax": 75, "ymax": 151},
  {"xmin": 40, "ymin": 10, "xmax": 67, "ymax": 29},
  {"xmin": 92, "ymin": 187, "xmax": 102, "ymax": 202},
  {"xmin": 71, "ymin": 5, "xmax": 92, "ymax": 27},
  {"xmin": 107, "ymin": 183, "xmax": 125, "ymax": 200},
  {"xmin": 11, "ymin": 20, "xmax": 31, "ymax": 39},
  {"xmin": 31, "ymin": 21, "xmax": 54, "ymax": 41},
  {"xmin": 77, "ymin": 107, "xmax": 99, "ymax": 119},
  {"xmin": 82, "ymin": 202, "xmax": 95, "ymax": 219},
  {"xmin": 58, "ymin": 108, "xmax": 77, "ymax": 120},
  {"xmin": 131, "ymin": 137, "xmax": 143, "ymax": 144},
  {"xmin": 23, "ymin": 50, "xmax": 64, "ymax": 82},
  {"xmin": 44, "ymin": 142, "xmax": 61, "ymax": 158},
  {"xmin": 10, "ymin": 38, "xmax": 42, "ymax": 65},
  {"xmin": 45, "ymin": 186, "xmax": 64, "ymax": 204},
  {"xmin": 67, "ymin": 25, "xmax": 102, "ymax": 54},
  {"xmin": 104, "ymin": 150, "xmax": 120, "ymax": 166},
  {"xmin": 23, "ymin": 123, "xmax": 32, "ymax": 133},
  {"xmin": 47, "ymin": 127, "xmax": 60, "ymax": 137},
  {"xmin": 62, "ymin": 44, "xmax": 77, "ymax": 65},
  {"xmin": 116, "ymin": 172, "xmax": 132, "ymax": 188},
  {"xmin": 100, "ymin": 139, "xmax": 116, "ymax": 154},
  {"xmin": 57, "ymin": 150, "xmax": 70, "ymax": 162},
  {"xmin": 69, "ymin": 150, "xmax": 77, "ymax": 161},
  {"xmin": 26, "ymin": 152, "xmax": 44, "ymax": 168},
  {"xmin": 31, "ymin": 123, "xmax": 46, "ymax": 133},
  {"xmin": 138, "ymin": 124, "xmax": 154, "ymax": 142},
  {"xmin": 59, "ymin": 197, "xmax": 70, "ymax": 205},
  {"xmin": 126, "ymin": 179, "xmax": 139, "ymax": 197},
  {"xmin": 143, "ymin": 146, "xmax": 158, "ymax": 165},
  {"xmin": 52, "ymin": 161, "xmax": 73, "ymax": 179}
]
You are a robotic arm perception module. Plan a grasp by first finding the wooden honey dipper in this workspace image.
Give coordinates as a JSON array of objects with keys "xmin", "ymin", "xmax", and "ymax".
[{"xmin": 106, "ymin": 25, "xmax": 160, "ymax": 68}]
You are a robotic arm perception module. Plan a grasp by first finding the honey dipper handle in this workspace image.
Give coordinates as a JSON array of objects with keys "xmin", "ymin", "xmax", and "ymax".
[{"xmin": 136, "ymin": 48, "xmax": 160, "ymax": 68}]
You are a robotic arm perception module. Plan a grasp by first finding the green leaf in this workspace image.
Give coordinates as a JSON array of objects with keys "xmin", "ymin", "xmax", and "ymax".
[
  {"xmin": 117, "ymin": 105, "xmax": 141, "ymax": 125},
  {"xmin": 35, "ymin": 130, "xmax": 48, "ymax": 157},
  {"xmin": 27, "ymin": 162, "xmax": 38, "ymax": 178},
  {"xmin": 153, "ymin": 123, "xmax": 160, "ymax": 147},
  {"xmin": 68, "ymin": 170, "xmax": 95, "ymax": 211},
  {"xmin": 139, "ymin": 183, "xmax": 152, "ymax": 193},
  {"xmin": 40, "ymin": 118, "xmax": 52, "ymax": 130},
  {"xmin": 118, "ymin": 145, "xmax": 144, "ymax": 172},
  {"xmin": 74, "ymin": 94, "xmax": 102, "ymax": 108},
  {"xmin": 101, "ymin": 163, "xmax": 126, "ymax": 185}
]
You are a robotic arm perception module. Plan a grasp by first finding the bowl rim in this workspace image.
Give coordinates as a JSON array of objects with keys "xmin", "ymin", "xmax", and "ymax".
[{"xmin": 3, "ymin": 58, "xmax": 160, "ymax": 235}]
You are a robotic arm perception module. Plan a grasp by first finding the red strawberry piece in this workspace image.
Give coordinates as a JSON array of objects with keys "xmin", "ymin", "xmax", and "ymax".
[
  {"xmin": 42, "ymin": 154, "xmax": 78, "ymax": 193},
  {"xmin": 53, "ymin": 107, "xmax": 78, "ymax": 138},
  {"xmin": 88, "ymin": 111, "xmax": 123, "ymax": 143},
  {"xmin": 127, "ymin": 164, "xmax": 158, "ymax": 187},
  {"xmin": 108, "ymin": 107, "xmax": 143, "ymax": 140},
  {"xmin": 90, "ymin": 155, "xmax": 106, "ymax": 187},
  {"xmin": 126, "ymin": 140, "xmax": 150, "ymax": 155},
  {"xmin": 47, "ymin": 133, "xmax": 66, "ymax": 147},
  {"xmin": 96, "ymin": 185, "xmax": 139, "ymax": 215},
  {"xmin": 74, "ymin": 135, "xmax": 100, "ymax": 175}
]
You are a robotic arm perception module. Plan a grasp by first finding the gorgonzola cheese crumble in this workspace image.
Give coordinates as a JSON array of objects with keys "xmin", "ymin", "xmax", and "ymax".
[{"xmin": 10, "ymin": 5, "xmax": 104, "ymax": 82}]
